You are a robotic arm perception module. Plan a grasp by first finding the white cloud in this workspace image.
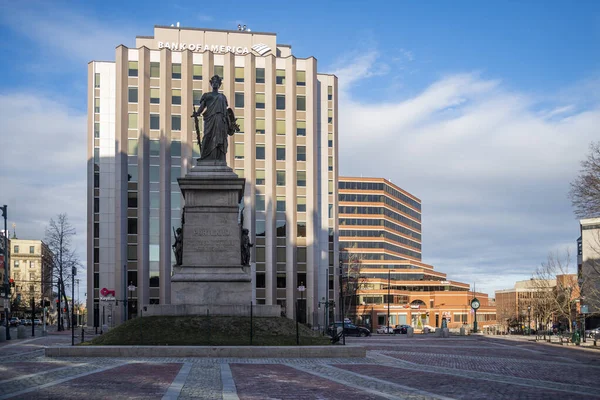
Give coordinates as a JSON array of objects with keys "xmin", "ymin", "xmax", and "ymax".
[{"xmin": 330, "ymin": 51, "xmax": 600, "ymax": 297}]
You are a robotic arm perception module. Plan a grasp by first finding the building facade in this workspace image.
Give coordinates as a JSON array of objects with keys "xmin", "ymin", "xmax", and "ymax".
[
  {"xmin": 339, "ymin": 177, "xmax": 496, "ymax": 331},
  {"xmin": 580, "ymin": 217, "xmax": 600, "ymax": 328},
  {"xmin": 87, "ymin": 26, "xmax": 339, "ymax": 327},
  {"xmin": 9, "ymin": 239, "xmax": 53, "ymax": 319}
]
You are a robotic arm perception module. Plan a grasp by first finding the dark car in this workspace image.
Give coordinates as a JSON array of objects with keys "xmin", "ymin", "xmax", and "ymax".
[
  {"xmin": 9, "ymin": 317, "xmax": 20, "ymax": 327},
  {"xmin": 328, "ymin": 322, "xmax": 371, "ymax": 337},
  {"xmin": 394, "ymin": 324, "xmax": 411, "ymax": 334}
]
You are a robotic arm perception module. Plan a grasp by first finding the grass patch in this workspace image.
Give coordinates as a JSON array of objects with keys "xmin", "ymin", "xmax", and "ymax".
[{"xmin": 86, "ymin": 316, "xmax": 331, "ymax": 346}]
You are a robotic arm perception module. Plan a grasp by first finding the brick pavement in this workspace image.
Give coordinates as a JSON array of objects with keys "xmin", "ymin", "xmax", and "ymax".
[{"xmin": 0, "ymin": 333, "xmax": 598, "ymax": 399}]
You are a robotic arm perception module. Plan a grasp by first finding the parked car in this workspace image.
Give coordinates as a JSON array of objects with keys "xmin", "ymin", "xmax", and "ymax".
[
  {"xmin": 22, "ymin": 319, "xmax": 32, "ymax": 326},
  {"xmin": 585, "ymin": 327, "xmax": 600, "ymax": 338},
  {"xmin": 9, "ymin": 317, "xmax": 20, "ymax": 327},
  {"xmin": 328, "ymin": 322, "xmax": 371, "ymax": 337},
  {"xmin": 423, "ymin": 325, "xmax": 437, "ymax": 333},
  {"xmin": 376, "ymin": 326, "xmax": 394, "ymax": 334},
  {"xmin": 394, "ymin": 324, "xmax": 411, "ymax": 334},
  {"xmin": 33, "ymin": 319, "xmax": 42, "ymax": 326}
]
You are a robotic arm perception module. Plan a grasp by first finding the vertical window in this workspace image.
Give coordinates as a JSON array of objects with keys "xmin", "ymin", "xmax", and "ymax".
[
  {"xmin": 296, "ymin": 70, "xmax": 306, "ymax": 86},
  {"xmin": 328, "ymin": 204, "xmax": 333, "ymax": 218},
  {"xmin": 172, "ymin": 89, "xmax": 181, "ymax": 105},
  {"xmin": 328, "ymin": 156, "xmax": 333, "ymax": 171},
  {"xmin": 128, "ymin": 113, "xmax": 138, "ymax": 129},
  {"xmin": 214, "ymin": 65, "xmax": 224, "ymax": 78},
  {"xmin": 234, "ymin": 143, "xmax": 244, "ymax": 159},
  {"xmin": 276, "ymin": 94, "xmax": 285, "ymax": 110},
  {"xmin": 256, "ymin": 68, "xmax": 265, "ymax": 83},
  {"xmin": 150, "ymin": 88, "xmax": 160, "ymax": 104},
  {"xmin": 256, "ymin": 144, "xmax": 265, "ymax": 160},
  {"xmin": 255, "ymin": 170, "xmax": 265, "ymax": 185},
  {"xmin": 150, "ymin": 114, "xmax": 160, "ymax": 130},
  {"xmin": 29, "ymin": 246, "xmax": 35, "ymax": 254},
  {"xmin": 276, "ymin": 69, "xmax": 285, "ymax": 85},
  {"xmin": 193, "ymin": 65, "xmax": 202, "ymax": 80},
  {"xmin": 276, "ymin": 145, "xmax": 285, "ymax": 161},
  {"xmin": 276, "ymin": 120, "xmax": 286, "ymax": 136},
  {"xmin": 328, "ymin": 85, "xmax": 333, "ymax": 100},
  {"xmin": 237, "ymin": 118, "xmax": 244, "ymax": 133},
  {"xmin": 255, "ymin": 194, "xmax": 265, "ymax": 211},
  {"xmin": 172, "ymin": 63, "xmax": 181, "ymax": 79},
  {"xmin": 328, "ymin": 180, "xmax": 333, "ymax": 194},
  {"xmin": 297, "ymin": 146, "xmax": 306, "ymax": 161},
  {"xmin": 235, "ymin": 169, "xmax": 244, "ymax": 178},
  {"xmin": 171, "ymin": 140, "xmax": 181, "ymax": 157},
  {"xmin": 255, "ymin": 118, "xmax": 265, "ymax": 134},
  {"xmin": 94, "ymin": 73, "xmax": 100, "ymax": 88},
  {"xmin": 297, "ymin": 171, "xmax": 306, "ymax": 187},
  {"xmin": 171, "ymin": 115, "xmax": 181, "ymax": 131},
  {"xmin": 94, "ymin": 98, "xmax": 100, "ymax": 113},
  {"xmin": 193, "ymin": 89, "xmax": 202, "ymax": 106},
  {"xmin": 296, "ymin": 121, "xmax": 306, "ymax": 136},
  {"xmin": 128, "ymin": 139, "xmax": 138, "ymax": 156},
  {"xmin": 297, "ymin": 197, "xmax": 306, "ymax": 212},
  {"xmin": 94, "ymin": 198, "xmax": 100, "ymax": 213},
  {"xmin": 13, "ymin": 246, "xmax": 19, "ymax": 254},
  {"xmin": 255, "ymin": 93, "xmax": 265, "ymax": 109},
  {"xmin": 150, "ymin": 140, "xmax": 160, "ymax": 156},
  {"xmin": 235, "ymin": 92, "xmax": 244, "ymax": 108},
  {"xmin": 128, "ymin": 87, "xmax": 138, "ymax": 103},
  {"xmin": 235, "ymin": 67, "xmax": 244, "ymax": 82},
  {"xmin": 150, "ymin": 62, "xmax": 160, "ymax": 78},
  {"xmin": 128, "ymin": 61, "xmax": 138, "ymax": 77},
  {"xmin": 328, "ymin": 110, "xmax": 333, "ymax": 124},
  {"xmin": 297, "ymin": 222, "xmax": 306, "ymax": 238},
  {"xmin": 94, "ymin": 173, "xmax": 100, "ymax": 188},
  {"xmin": 276, "ymin": 170, "xmax": 285, "ymax": 186},
  {"xmin": 328, "ymin": 133, "xmax": 333, "ymax": 148},
  {"xmin": 94, "ymin": 122, "xmax": 100, "ymax": 138},
  {"xmin": 276, "ymin": 196, "xmax": 286, "ymax": 212},
  {"xmin": 296, "ymin": 96, "xmax": 306, "ymax": 111}
]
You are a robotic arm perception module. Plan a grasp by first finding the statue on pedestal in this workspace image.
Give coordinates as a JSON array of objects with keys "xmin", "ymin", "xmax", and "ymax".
[
  {"xmin": 241, "ymin": 228, "xmax": 253, "ymax": 266},
  {"xmin": 191, "ymin": 75, "xmax": 240, "ymax": 161},
  {"xmin": 172, "ymin": 227, "xmax": 183, "ymax": 266}
]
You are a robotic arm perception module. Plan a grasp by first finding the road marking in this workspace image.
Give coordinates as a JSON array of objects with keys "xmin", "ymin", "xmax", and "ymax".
[
  {"xmin": 221, "ymin": 363, "xmax": 239, "ymax": 400},
  {"xmin": 0, "ymin": 362, "xmax": 128, "ymax": 400},
  {"xmin": 162, "ymin": 362, "xmax": 192, "ymax": 400},
  {"xmin": 0, "ymin": 363, "xmax": 85, "ymax": 384},
  {"xmin": 289, "ymin": 364, "xmax": 455, "ymax": 400}
]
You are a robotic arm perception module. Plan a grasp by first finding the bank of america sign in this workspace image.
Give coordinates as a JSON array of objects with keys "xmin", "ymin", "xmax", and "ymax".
[{"xmin": 252, "ymin": 43, "xmax": 272, "ymax": 56}]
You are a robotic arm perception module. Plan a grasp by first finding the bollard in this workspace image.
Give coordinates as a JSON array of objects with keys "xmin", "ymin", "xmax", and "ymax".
[
  {"xmin": 460, "ymin": 326, "xmax": 466, "ymax": 336},
  {"xmin": 435, "ymin": 328, "xmax": 442, "ymax": 337},
  {"xmin": 407, "ymin": 327, "xmax": 414, "ymax": 337},
  {"xmin": 17, "ymin": 325, "xmax": 27, "ymax": 339},
  {"xmin": 443, "ymin": 328, "xmax": 450, "ymax": 338},
  {"xmin": 0, "ymin": 326, "xmax": 5, "ymax": 342},
  {"xmin": 81, "ymin": 327, "xmax": 85, "ymax": 343}
]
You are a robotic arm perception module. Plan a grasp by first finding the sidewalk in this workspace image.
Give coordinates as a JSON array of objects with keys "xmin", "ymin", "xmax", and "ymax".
[{"xmin": 486, "ymin": 333, "xmax": 600, "ymax": 351}]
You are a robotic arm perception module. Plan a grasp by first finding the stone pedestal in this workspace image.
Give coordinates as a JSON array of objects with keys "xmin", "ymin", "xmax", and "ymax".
[{"xmin": 171, "ymin": 161, "xmax": 251, "ymax": 305}]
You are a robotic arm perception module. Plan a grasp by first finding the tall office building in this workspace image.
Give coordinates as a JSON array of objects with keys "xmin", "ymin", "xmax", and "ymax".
[{"xmin": 87, "ymin": 26, "xmax": 338, "ymax": 327}]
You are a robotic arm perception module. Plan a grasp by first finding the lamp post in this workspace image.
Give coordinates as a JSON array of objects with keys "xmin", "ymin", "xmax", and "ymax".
[
  {"xmin": 127, "ymin": 282, "xmax": 136, "ymax": 320},
  {"xmin": 339, "ymin": 252, "xmax": 345, "ymax": 345},
  {"xmin": 2, "ymin": 205, "xmax": 11, "ymax": 340},
  {"xmin": 527, "ymin": 305, "xmax": 531, "ymax": 336},
  {"xmin": 296, "ymin": 284, "xmax": 305, "ymax": 345}
]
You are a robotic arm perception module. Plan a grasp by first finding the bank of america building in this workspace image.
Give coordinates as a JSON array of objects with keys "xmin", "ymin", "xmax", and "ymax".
[{"xmin": 87, "ymin": 26, "xmax": 339, "ymax": 327}]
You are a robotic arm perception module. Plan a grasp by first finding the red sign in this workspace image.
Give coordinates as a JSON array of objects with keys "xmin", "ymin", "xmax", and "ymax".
[{"xmin": 100, "ymin": 288, "xmax": 115, "ymax": 297}]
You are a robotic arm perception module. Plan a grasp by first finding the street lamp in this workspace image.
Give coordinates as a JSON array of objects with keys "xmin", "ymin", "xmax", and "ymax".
[
  {"xmin": 2, "ymin": 205, "xmax": 11, "ymax": 340},
  {"xmin": 127, "ymin": 282, "xmax": 136, "ymax": 320},
  {"xmin": 387, "ymin": 269, "xmax": 395, "ymax": 331},
  {"xmin": 296, "ymin": 283, "xmax": 305, "ymax": 345},
  {"xmin": 527, "ymin": 305, "xmax": 531, "ymax": 336}
]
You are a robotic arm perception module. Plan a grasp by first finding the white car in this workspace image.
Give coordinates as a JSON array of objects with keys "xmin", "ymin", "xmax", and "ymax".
[
  {"xmin": 376, "ymin": 326, "xmax": 394, "ymax": 334},
  {"xmin": 423, "ymin": 325, "xmax": 437, "ymax": 333}
]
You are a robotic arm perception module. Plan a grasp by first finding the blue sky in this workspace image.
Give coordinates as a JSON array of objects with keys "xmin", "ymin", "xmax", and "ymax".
[{"xmin": 1, "ymin": 0, "xmax": 599, "ymax": 298}]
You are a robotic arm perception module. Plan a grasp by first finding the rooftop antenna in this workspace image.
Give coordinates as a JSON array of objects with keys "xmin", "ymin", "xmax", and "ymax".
[{"xmin": 11, "ymin": 223, "xmax": 16, "ymax": 239}]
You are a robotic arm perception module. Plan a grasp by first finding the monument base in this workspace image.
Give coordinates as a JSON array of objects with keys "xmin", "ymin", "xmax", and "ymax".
[
  {"xmin": 171, "ymin": 265, "xmax": 251, "ymax": 305},
  {"xmin": 143, "ymin": 304, "xmax": 281, "ymax": 318}
]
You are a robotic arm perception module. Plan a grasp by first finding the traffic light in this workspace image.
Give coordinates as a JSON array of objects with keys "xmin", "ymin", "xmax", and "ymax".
[{"xmin": 9, "ymin": 279, "xmax": 14, "ymax": 288}]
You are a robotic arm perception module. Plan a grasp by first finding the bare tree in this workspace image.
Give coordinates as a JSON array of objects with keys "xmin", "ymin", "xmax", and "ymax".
[
  {"xmin": 569, "ymin": 141, "xmax": 600, "ymax": 218},
  {"xmin": 341, "ymin": 251, "xmax": 367, "ymax": 322},
  {"xmin": 45, "ymin": 214, "xmax": 80, "ymax": 331},
  {"xmin": 580, "ymin": 229, "xmax": 600, "ymax": 317}
]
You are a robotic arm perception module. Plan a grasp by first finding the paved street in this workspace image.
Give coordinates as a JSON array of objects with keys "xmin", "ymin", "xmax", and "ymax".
[{"xmin": 0, "ymin": 332, "xmax": 598, "ymax": 399}]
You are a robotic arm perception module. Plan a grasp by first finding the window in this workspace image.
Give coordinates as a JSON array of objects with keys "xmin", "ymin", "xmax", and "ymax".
[
  {"xmin": 214, "ymin": 65, "xmax": 224, "ymax": 78},
  {"xmin": 256, "ymin": 220, "xmax": 266, "ymax": 236},
  {"xmin": 276, "ymin": 170, "xmax": 285, "ymax": 186},
  {"xmin": 328, "ymin": 133, "xmax": 333, "ymax": 148},
  {"xmin": 94, "ymin": 98, "xmax": 100, "ymax": 113},
  {"xmin": 276, "ymin": 145, "xmax": 285, "ymax": 161},
  {"xmin": 276, "ymin": 120, "xmax": 285, "ymax": 135},
  {"xmin": 171, "ymin": 140, "xmax": 181, "ymax": 157},
  {"xmin": 94, "ymin": 173, "xmax": 99, "ymax": 188},
  {"xmin": 276, "ymin": 196, "xmax": 286, "ymax": 212},
  {"xmin": 328, "ymin": 85, "xmax": 333, "ymax": 100},
  {"xmin": 297, "ymin": 222, "xmax": 306, "ymax": 237},
  {"xmin": 256, "ymin": 170, "xmax": 265, "ymax": 185},
  {"xmin": 255, "ymin": 194, "xmax": 265, "ymax": 211},
  {"xmin": 256, "ymin": 93, "xmax": 265, "ymax": 109},
  {"xmin": 277, "ymin": 274, "xmax": 286, "ymax": 288},
  {"xmin": 150, "ymin": 88, "xmax": 160, "ymax": 104},
  {"xmin": 276, "ymin": 94, "xmax": 285, "ymax": 110},
  {"xmin": 128, "ymin": 192, "xmax": 138, "ymax": 208},
  {"xmin": 277, "ymin": 247, "xmax": 286, "ymax": 262},
  {"xmin": 29, "ymin": 246, "xmax": 35, "ymax": 254},
  {"xmin": 150, "ymin": 140, "xmax": 160, "ymax": 156},
  {"xmin": 256, "ymin": 68, "xmax": 265, "ymax": 83},
  {"xmin": 297, "ymin": 171, "xmax": 306, "ymax": 187},
  {"xmin": 296, "ymin": 95, "xmax": 306, "ymax": 111},
  {"xmin": 234, "ymin": 143, "xmax": 244, "ymax": 159},
  {"xmin": 128, "ymin": 113, "xmax": 138, "ymax": 129},
  {"xmin": 235, "ymin": 92, "xmax": 244, "ymax": 108},
  {"xmin": 235, "ymin": 169, "xmax": 244, "ymax": 178},
  {"xmin": 297, "ymin": 197, "xmax": 306, "ymax": 212},
  {"xmin": 296, "ymin": 121, "xmax": 306, "ymax": 136},
  {"xmin": 128, "ymin": 165, "xmax": 138, "ymax": 182},
  {"xmin": 128, "ymin": 61, "xmax": 138, "ymax": 77},
  {"xmin": 193, "ymin": 65, "xmax": 202, "ymax": 80},
  {"xmin": 256, "ymin": 273, "xmax": 266, "ymax": 288},
  {"xmin": 128, "ymin": 245, "xmax": 137, "ymax": 260},
  {"xmin": 128, "ymin": 218, "xmax": 137, "ymax": 234},
  {"xmin": 328, "ymin": 156, "xmax": 333, "ymax": 171},
  {"xmin": 256, "ymin": 144, "xmax": 265, "ymax": 160},
  {"xmin": 94, "ymin": 122, "xmax": 100, "ymax": 138},
  {"xmin": 171, "ymin": 166, "xmax": 181, "ymax": 183},
  {"xmin": 237, "ymin": 117, "xmax": 244, "ymax": 133},
  {"xmin": 171, "ymin": 115, "xmax": 181, "ymax": 131},
  {"xmin": 94, "ymin": 222, "xmax": 99, "ymax": 238},
  {"xmin": 128, "ymin": 87, "xmax": 138, "ymax": 103},
  {"xmin": 193, "ymin": 90, "xmax": 202, "ymax": 106},
  {"xmin": 276, "ymin": 221, "xmax": 286, "ymax": 237},
  {"xmin": 172, "ymin": 89, "xmax": 181, "ymax": 105},
  {"xmin": 150, "ymin": 62, "xmax": 160, "ymax": 78},
  {"xmin": 296, "ymin": 70, "xmax": 306, "ymax": 86},
  {"xmin": 235, "ymin": 67, "xmax": 244, "ymax": 82},
  {"xmin": 255, "ymin": 118, "xmax": 265, "ymax": 134},
  {"xmin": 297, "ymin": 146, "xmax": 306, "ymax": 161},
  {"xmin": 276, "ymin": 69, "xmax": 285, "ymax": 85},
  {"xmin": 172, "ymin": 63, "xmax": 181, "ymax": 79},
  {"xmin": 150, "ymin": 114, "xmax": 160, "ymax": 130},
  {"xmin": 328, "ymin": 110, "xmax": 333, "ymax": 124},
  {"xmin": 14, "ymin": 260, "xmax": 19, "ymax": 267},
  {"xmin": 94, "ymin": 198, "xmax": 99, "ymax": 213},
  {"xmin": 94, "ymin": 73, "xmax": 100, "ymax": 88},
  {"xmin": 128, "ymin": 139, "xmax": 138, "ymax": 156},
  {"xmin": 328, "ymin": 204, "xmax": 333, "ymax": 218},
  {"xmin": 328, "ymin": 180, "xmax": 333, "ymax": 194}
]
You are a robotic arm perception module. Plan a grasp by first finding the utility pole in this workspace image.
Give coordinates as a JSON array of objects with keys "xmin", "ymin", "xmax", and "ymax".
[{"xmin": 2, "ymin": 205, "xmax": 11, "ymax": 340}]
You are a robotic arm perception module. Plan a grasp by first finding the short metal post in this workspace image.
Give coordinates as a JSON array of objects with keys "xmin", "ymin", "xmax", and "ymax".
[
  {"xmin": 296, "ymin": 300, "xmax": 299, "ymax": 345},
  {"xmin": 250, "ymin": 302, "xmax": 253, "ymax": 345},
  {"xmin": 81, "ymin": 326, "xmax": 84, "ymax": 343}
]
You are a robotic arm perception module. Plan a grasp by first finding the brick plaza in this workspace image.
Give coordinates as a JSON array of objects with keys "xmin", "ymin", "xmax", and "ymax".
[{"xmin": 0, "ymin": 331, "xmax": 598, "ymax": 399}]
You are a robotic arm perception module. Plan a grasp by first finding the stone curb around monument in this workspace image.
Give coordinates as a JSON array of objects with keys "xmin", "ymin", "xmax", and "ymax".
[{"xmin": 44, "ymin": 345, "xmax": 366, "ymax": 358}]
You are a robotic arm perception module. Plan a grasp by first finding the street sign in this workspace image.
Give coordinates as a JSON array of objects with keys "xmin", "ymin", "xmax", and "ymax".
[{"xmin": 581, "ymin": 305, "xmax": 589, "ymax": 314}]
